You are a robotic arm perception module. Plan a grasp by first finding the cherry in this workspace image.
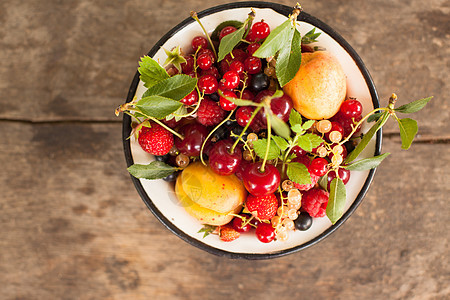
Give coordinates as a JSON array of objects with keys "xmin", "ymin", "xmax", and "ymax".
[
  {"xmin": 291, "ymin": 145, "xmax": 306, "ymax": 157},
  {"xmin": 181, "ymin": 56, "xmax": 194, "ymax": 74},
  {"xmin": 246, "ymin": 31, "xmax": 259, "ymax": 43},
  {"xmin": 220, "ymin": 71, "xmax": 240, "ymax": 90},
  {"xmin": 219, "ymin": 90, "xmax": 238, "ymax": 111},
  {"xmin": 253, "ymin": 90, "xmax": 293, "ymax": 125},
  {"xmin": 243, "ymin": 161, "xmax": 280, "ymax": 196},
  {"xmin": 229, "ymin": 60, "xmax": 244, "ymax": 74},
  {"xmin": 174, "ymin": 123, "xmax": 208, "ymax": 157},
  {"xmin": 247, "ymin": 43, "xmax": 261, "ymax": 55},
  {"xmin": 309, "ymin": 157, "xmax": 329, "ymax": 177},
  {"xmin": 235, "ymin": 159, "xmax": 251, "ymax": 181},
  {"xmin": 208, "ymin": 139, "xmax": 242, "ymax": 176},
  {"xmin": 225, "ymin": 49, "xmax": 248, "ymax": 63},
  {"xmin": 197, "ymin": 53, "xmax": 213, "ymax": 70},
  {"xmin": 219, "ymin": 26, "xmax": 237, "ymax": 40},
  {"xmin": 241, "ymin": 89, "xmax": 254, "ymax": 100},
  {"xmin": 219, "ymin": 60, "xmax": 230, "ymax": 75},
  {"xmin": 340, "ymin": 99, "xmax": 363, "ymax": 119},
  {"xmin": 191, "ymin": 36, "xmax": 208, "ymax": 51},
  {"xmin": 243, "ymin": 56, "xmax": 262, "ymax": 74},
  {"xmin": 255, "ymin": 223, "xmax": 275, "ymax": 243},
  {"xmin": 251, "ymin": 21, "xmax": 270, "ymax": 39},
  {"xmin": 327, "ymin": 167, "xmax": 351, "ymax": 189},
  {"xmin": 232, "ymin": 216, "xmax": 251, "ymax": 232},
  {"xmin": 180, "ymin": 90, "xmax": 199, "ymax": 106},
  {"xmin": 236, "ymin": 106, "xmax": 254, "ymax": 127},
  {"xmin": 198, "ymin": 75, "xmax": 218, "ymax": 94}
]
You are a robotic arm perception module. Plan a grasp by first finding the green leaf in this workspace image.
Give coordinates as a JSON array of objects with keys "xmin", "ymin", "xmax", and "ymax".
[
  {"xmin": 296, "ymin": 133, "xmax": 323, "ymax": 152},
  {"xmin": 289, "ymin": 109, "xmax": 303, "ymax": 127},
  {"xmin": 318, "ymin": 175, "xmax": 329, "ymax": 191},
  {"xmin": 269, "ymin": 113, "xmax": 291, "ymax": 140},
  {"xmin": 276, "ymin": 27, "xmax": 302, "ymax": 87},
  {"xmin": 343, "ymin": 153, "xmax": 390, "ymax": 171},
  {"xmin": 211, "ymin": 20, "xmax": 243, "ymax": 41},
  {"xmin": 136, "ymin": 95, "xmax": 182, "ymax": 119},
  {"xmin": 397, "ymin": 118, "xmax": 418, "ymax": 150},
  {"xmin": 287, "ymin": 162, "xmax": 311, "ymax": 185},
  {"xmin": 302, "ymin": 120, "xmax": 315, "ymax": 130},
  {"xmin": 291, "ymin": 124, "xmax": 303, "ymax": 134},
  {"xmin": 218, "ymin": 90, "xmax": 260, "ymax": 107},
  {"xmin": 143, "ymin": 74, "xmax": 197, "ymax": 101},
  {"xmin": 272, "ymin": 136, "xmax": 289, "ymax": 151},
  {"xmin": 367, "ymin": 112, "xmax": 384, "ymax": 123},
  {"xmin": 252, "ymin": 138, "xmax": 280, "ymax": 160},
  {"xmin": 345, "ymin": 112, "xmax": 390, "ymax": 163},
  {"xmin": 326, "ymin": 177, "xmax": 346, "ymax": 225},
  {"xmin": 127, "ymin": 161, "xmax": 177, "ymax": 180},
  {"xmin": 138, "ymin": 56, "xmax": 170, "ymax": 88},
  {"xmin": 218, "ymin": 25, "xmax": 246, "ymax": 61},
  {"xmin": 301, "ymin": 27, "xmax": 321, "ymax": 44},
  {"xmin": 252, "ymin": 19, "xmax": 292, "ymax": 58},
  {"xmin": 394, "ymin": 96, "xmax": 432, "ymax": 114},
  {"xmin": 163, "ymin": 46, "xmax": 187, "ymax": 72}
]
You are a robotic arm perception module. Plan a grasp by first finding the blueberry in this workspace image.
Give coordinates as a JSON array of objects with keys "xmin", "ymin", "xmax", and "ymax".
[
  {"xmin": 209, "ymin": 93, "xmax": 220, "ymax": 102},
  {"xmin": 163, "ymin": 171, "xmax": 179, "ymax": 182},
  {"xmin": 229, "ymin": 124, "xmax": 248, "ymax": 142},
  {"xmin": 211, "ymin": 126, "xmax": 228, "ymax": 142},
  {"xmin": 154, "ymin": 154, "xmax": 169, "ymax": 162},
  {"xmin": 250, "ymin": 73, "xmax": 270, "ymax": 92},
  {"xmin": 294, "ymin": 212, "xmax": 313, "ymax": 231}
]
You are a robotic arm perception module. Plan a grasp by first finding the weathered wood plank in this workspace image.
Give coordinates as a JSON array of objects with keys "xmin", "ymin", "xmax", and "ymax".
[{"xmin": 0, "ymin": 122, "xmax": 448, "ymax": 299}]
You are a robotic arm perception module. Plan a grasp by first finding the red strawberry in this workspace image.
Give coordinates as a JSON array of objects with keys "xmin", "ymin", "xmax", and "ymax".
[
  {"xmin": 219, "ymin": 225, "xmax": 240, "ymax": 242},
  {"xmin": 138, "ymin": 122, "xmax": 174, "ymax": 155},
  {"xmin": 245, "ymin": 193, "xmax": 278, "ymax": 220}
]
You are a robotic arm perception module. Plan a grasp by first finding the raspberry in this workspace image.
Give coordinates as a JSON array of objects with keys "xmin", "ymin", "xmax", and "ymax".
[
  {"xmin": 301, "ymin": 188, "xmax": 329, "ymax": 218},
  {"xmin": 138, "ymin": 123, "xmax": 174, "ymax": 155},
  {"xmin": 245, "ymin": 193, "xmax": 278, "ymax": 220},
  {"xmin": 197, "ymin": 97, "xmax": 226, "ymax": 126},
  {"xmin": 219, "ymin": 225, "xmax": 240, "ymax": 242}
]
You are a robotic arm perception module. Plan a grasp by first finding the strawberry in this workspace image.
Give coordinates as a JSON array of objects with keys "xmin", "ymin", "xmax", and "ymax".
[
  {"xmin": 138, "ymin": 122, "xmax": 174, "ymax": 156},
  {"xmin": 219, "ymin": 225, "xmax": 240, "ymax": 242},
  {"xmin": 245, "ymin": 193, "xmax": 278, "ymax": 220}
]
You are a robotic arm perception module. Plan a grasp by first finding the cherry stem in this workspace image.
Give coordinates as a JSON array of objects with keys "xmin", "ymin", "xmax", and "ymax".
[
  {"xmin": 190, "ymin": 11, "xmax": 217, "ymax": 59},
  {"xmin": 230, "ymin": 106, "xmax": 262, "ymax": 153},
  {"xmin": 260, "ymin": 107, "xmax": 272, "ymax": 173},
  {"xmin": 148, "ymin": 117, "xmax": 184, "ymax": 140}
]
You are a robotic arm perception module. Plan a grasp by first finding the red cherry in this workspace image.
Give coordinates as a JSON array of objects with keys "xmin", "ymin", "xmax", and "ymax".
[
  {"xmin": 232, "ymin": 217, "xmax": 251, "ymax": 232},
  {"xmin": 340, "ymin": 99, "xmax": 363, "ymax": 119},
  {"xmin": 327, "ymin": 168, "xmax": 351, "ymax": 189},
  {"xmin": 180, "ymin": 90, "xmax": 199, "ymax": 106},
  {"xmin": 235, "ymin": 159, "xmax": 251, "ymax": 181},
  {"xmin": 225, "ymin": 49, "xmax": 248, "ymax": 63},
  {"xmin": 243, "ymin": 161, "xmax": 280, "ymax": 196},
  {"xmin": 219, "ymin": 90, "xmax": 238, "ymax": 111},
  {"xmin": 243, "ymin": 56, "xmax": 262, "ymax": 74},
  {"xmin": 191, "ymin": 36, "xmax": 208, "ymax": 51},
  {"xmin": 309, "ymin": 158, "xmax": 329, "ymax": 177},
  {"xmin": 208, "ymin": 139, "xmax": 242, "ymax": 176},
  {"xmin": 174, "ymin": 123, "xmax": 208, "ymax": 157},
  {"xmin": 200, "ymin": 66, "xmax": 220, "ymax": 80},
  {"xmin": 219, "ymin": 26, "xmax": 237, "ymax": 40},
  {"xmin": 220, "ymin": 71, "xmax": 240, "ymax": 90},
  {"xmin": 255, "ymin": 223, "xmax": 275, "ymax": 243},
  {"xmin": 292, "ymin": 145, "xmax": 307, "ymax": 157},
  {"xmin": 251, "ymin": 21, "xmax": 270, "ymax": 39},
  {"xmin": 198, "ymin": 75, "xmax": 218, "ymax": 94},
  {"xmin": 241, "ymin": 89, "xmax": 254, "ymax": 100},
  {"xmin": 252, "ymin": 90, "xmax": 293, "ymax": 127}
]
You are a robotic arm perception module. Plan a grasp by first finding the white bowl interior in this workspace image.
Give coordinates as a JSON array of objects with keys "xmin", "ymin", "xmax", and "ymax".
[{"xmin": 129, "ymin": 7, "xmax": 376, "ymax": 254}]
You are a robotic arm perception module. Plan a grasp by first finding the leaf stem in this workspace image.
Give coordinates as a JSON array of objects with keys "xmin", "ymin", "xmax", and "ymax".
[
  {"xmin": 230, "ymin": 106, "xmax": 262, "ymax": 153},
  {"xmin": 260, "ymin": 107, "xmax": 272, "ymax": 173},
  {"xmin": 191, "ymin": 11, "xmax": 217, "ymax": 59},
  {"xmin": 149, "ymin": 117, "xmax": 184, "ymax": 140}
]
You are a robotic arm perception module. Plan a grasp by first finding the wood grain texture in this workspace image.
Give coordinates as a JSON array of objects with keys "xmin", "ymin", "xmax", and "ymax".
[{"xmin": 0, "ymin": 0, "xmax": 448, "ymax": 299}]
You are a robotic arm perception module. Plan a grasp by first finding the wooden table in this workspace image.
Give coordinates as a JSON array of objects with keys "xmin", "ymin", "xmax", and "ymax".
[{"xmin": 1, "ymin": 0, "xmax": 448, "ymax": 299}]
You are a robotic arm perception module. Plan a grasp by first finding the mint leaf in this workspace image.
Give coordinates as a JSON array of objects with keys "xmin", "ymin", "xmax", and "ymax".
[
  {"xmin": 272, "ymin": 136, "xmax": 289, "ymax": 151},
  {"xmin": 345, "ymin": 112, "xmax": 390, "ymax": 163},
  {"xmin": 252, "ymin": 19, "xmax": 291, "ymax": 58},
  {"xmin": 143, "ymin": 74, "xmax": 197, "ymax": 101},
  {"xmin": 296, "ymin": 133, "xmax": 323, "ymax": 152},
  {"xmin": 252, "ymin": 138, "xmax": 280, "ymax": 160},
  {"xmin": 136, "ymin": 95, "xmax": 182, "ymax": 119},
  {"xmin": 269, "ymin": 113, "xmax": 291, "ymax": 140},
  {"xmin": 127, "ymin": 161, "xmax": 177, "ymax": 180},
  {"xmin": 302, "ymin": 120, "xmax": 315, "ymax": 130},
  {"xmin": 276, "ymin": 27, "xmax": 302, "ymax": 87},
  {"xmin": 218, "ymin": 25, "xmax": 246, "ymax": 61},
  {"xmin": 291, "ymin": 124, "xmax": 303, "ymax": 134},
  {"xmin": 138, "ymin": 56, "xmax": 170, "ymax": 88},
  {"xmin": 289, "ymin": 109, "xmax": 303, "ymax": 127},
  {"xmin": 397, "ymin": 118, "xmax": 418, "ymax": 150},
  {"xmin": 343, "ymin": 153, "xmax": 390, "ymax": 171},
  {"xmin": 287, "ymin": 162, "xmax": 311, "ymax": 185},
  {"xmin": 394, "ymin": 97, "xmax": 432, "ymax": 114},
  {"xmin": 326, "ymin": 177, "xmax": 346, "ymax": 225},
  {"xmin": 211, "ymin": 20, "xmax": 243, "ymax": 41},
  {"xmin": 301, "ymin": 27, "xmax": 321, "ymax": 44}
]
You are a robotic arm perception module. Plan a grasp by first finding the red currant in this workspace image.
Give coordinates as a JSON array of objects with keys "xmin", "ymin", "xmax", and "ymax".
[
  {"xmin": 224, "ymin": 49, "xmax": 248, "ymax": 63},
  {"xmin": 229, "ymin": 60, "xmax": 244, "ymax": 74},
  {"xmin": 209, "ymin": 139, "xmax": 242, "ymax": 176},
  {"xmin": 181, "ymin": 56, "xmax": 194, "ymax": 74},
  {"xmin": 236, "ymin": 106, "xmax": 254, "ymax": 127},
  {"xmin": 220, "ymin": 71, "xmax": 240, "ymax": 90},
  {"xmin": 219, "ymin": 90, "xmax": 238, "ymax": 111},
  {"xmin": 255, "ymin": 223, "xmax": 275, "ymax": 243},
  {"xmin": 191, "ymin": 36, "xmax": 208, "ymax": 51},
  {"xmin": 180, "ymin": 90, "xmax": 199, "ymax": 106},
  {"xmin": 246, "ymin": 31, "xmax": 259, "ymax": 42},
  {"xmin": 251, "ymin": 21, "xmax": 270, "ymax": 39},
  {"xmin": 241, "ymin": 89, "xmax": 254, "ymax": 100},
  {"xmin": 292, "ymin": 145, "xmax": 306, "ymax": 157},
  {"xmin": 340, "ymin": 99, "xmax": 363, "ymax": 119},
  {"xmin": 244, "ymin": 56, "xmax": 262, "ymax": 74},
  {"xmin": 309, "ymin": 158, "xmax": 329, "ymax": 177},
  {"xmin": 198, "ymin": 48, "xmax": 215, "ymax": 63},
  {"xmin": 197, "ymin": 53, "xmax": 213, "ymax": 70},
  {"xmin": 198, "ymin": 75, "xmax": 218, "ymax": 94},
  {"xmin": 247, "ymin": 43, "xmax": 261, "ymax": 55},
  {"xmin": 219, "ymin": 26, "xmax": 237, "ymax": 40},
  {"xmin": 243, "ymin": 161, "xmax": 280, "ymax": 196},
  {"xmin": 200, "ymin": 66, "xmax": 220, "ymax": 79}
]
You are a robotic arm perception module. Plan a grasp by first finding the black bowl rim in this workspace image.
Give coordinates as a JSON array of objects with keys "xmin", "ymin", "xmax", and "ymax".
[{"xmin": 122, "ymin": 1, "xmax": 381, "ymax": 260}]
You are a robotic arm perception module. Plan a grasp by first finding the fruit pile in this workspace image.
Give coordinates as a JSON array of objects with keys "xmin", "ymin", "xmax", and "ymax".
[{"xmin": 117, "ymin": 5, "xmax": 431, "ymax": 244}]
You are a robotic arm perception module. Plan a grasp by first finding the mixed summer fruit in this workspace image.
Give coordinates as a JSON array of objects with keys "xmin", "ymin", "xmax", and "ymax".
[{"xmin": 116, "ymin": 5, "xmax": 431, "ymax": 243}]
